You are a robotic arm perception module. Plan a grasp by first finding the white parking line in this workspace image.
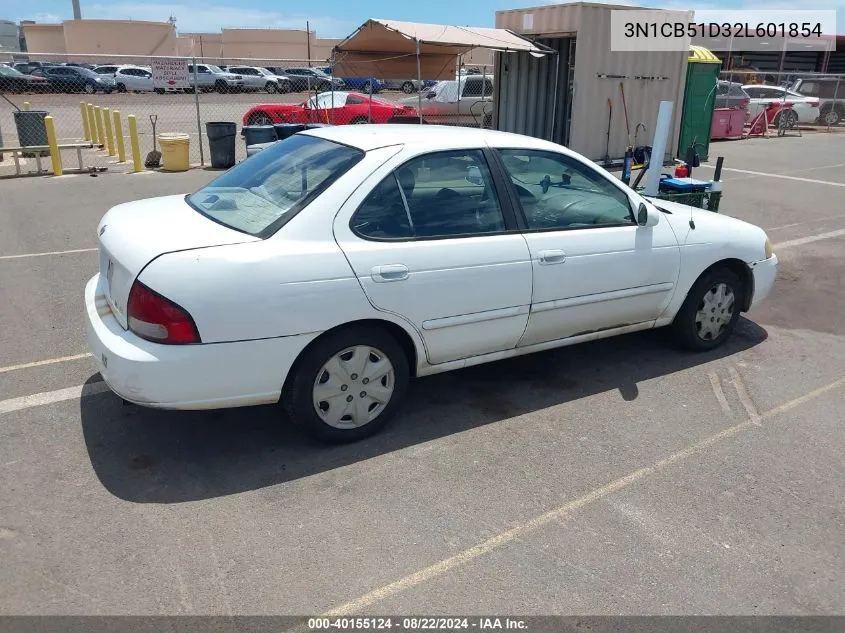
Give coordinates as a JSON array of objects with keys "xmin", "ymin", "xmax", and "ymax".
[
  {"xmin": 312, "ymin": 374, "xmax": 845, "ymax": 618},
  {"xmin": 774, "ymin": 228, "xmax": 845, "ymax": 250},
  {"xmin": 768, "ymin": 214, "xmax": 844, "ymax": 231},
  {"xmin": 0, "ymin": 247, "xmax": 97, "ymax": 261},
  {"xmin": 0, "ymin": 382, "xmax": 109, "ymax": 416},
  {"xmin": 698, "ymin": 165, "xmax": 845, "ymax": 187},
  {"xmin": 0, "ymin": 353, "xmax": 92, "ymax": 374}
]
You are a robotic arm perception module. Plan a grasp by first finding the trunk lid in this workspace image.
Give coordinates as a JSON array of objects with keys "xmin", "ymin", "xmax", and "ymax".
[{"xmin": 97, "ymin": 194, "xmax": 258, "ymax": 329}]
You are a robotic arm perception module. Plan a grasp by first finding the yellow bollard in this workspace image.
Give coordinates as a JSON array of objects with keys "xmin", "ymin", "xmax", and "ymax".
[
  {"xmin": 94, "ymin": 107, "xmax": 106, "ymax": 149},
  {"xmin": 127, "ymin": 115, "xmax": 143, "ymax": 173},
  {"xmin": 103, "ymin": 107, "xmax": 115, "ymax": 156},
  {"xmin": 22, "ymin": 102, "xmax": 31, "ymax": 111},
  {"xmin": 113, "ymin": 110, "xmax": 126, "ymax": 163},
  {"xmin": 44, "ymin": 115, "xmax": 62, "ymax": 177},
  {"xmin": 87, "ymin": 104, "xmax": 98, "ymax": 145},
  {"xmin": 80, "ymin": 101, "xmax": 90, "ymax": 141}
]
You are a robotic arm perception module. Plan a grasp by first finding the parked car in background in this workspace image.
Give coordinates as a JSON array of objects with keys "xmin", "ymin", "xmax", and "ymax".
[
  {"xmin": 32, "ymin": 65, "xmax": 116, "ymax": 94},
  {"xmin": 400, "ymin": 75, "xmax": 494, "ymax": 126},
  {"xmin": 791, "ymin": 77, "xmax": 845, "ymax": 126},
  {"xmin": 14, "ymin": 61, "xmax": 54, "ymax": 75},
  {"xmin": 336, "ymin": 76, "xmax": 384, "ymax": 94},
  {"xmin": 84, "ymin": 125, "xmax": 778, "ymax": 442},
  {"xmin": 381, "ymin": 78, "xmax": 427, "ymax": 93},
  {"xmin": 92, "ymin": 64, "xmax": 120, "ymax": 76},
  {"xmin": 743, "ymin": 84, "xmax": 820, "ymax": 127},
  {"xmin": 243, "ymin": 91, "xmax": 416, "ymax": 126},
  {"xmin": 225, "ymin": 66, "xmax": 291, "ymax": 93},
  {"xmin": 0, "ymin": 64, "xmax": 50, "ymax": 93},
  {"xmin": 186, "ymin": 63, "xmax": 244, "ymax": 93},
  {"xmin": 714, "ymin": 80, "xmax": 750, "ymax": 109},
  {"xmin": 283, "ymin": 67, "xmax": 345, "ymax": 92}
]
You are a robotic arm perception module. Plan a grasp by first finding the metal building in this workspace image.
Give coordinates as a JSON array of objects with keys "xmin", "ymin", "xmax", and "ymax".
[
  {"xmin": 494, "ymin": 3, "xmax": 690, "ymax": 164},
  {"xmin": 0, "ymin": 20, "xmax": 21, "ymax": 53}
]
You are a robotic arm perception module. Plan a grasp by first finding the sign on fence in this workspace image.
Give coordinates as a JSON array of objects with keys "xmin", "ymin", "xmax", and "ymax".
[{"xmin": 151, "ymin": 58, "xmax": 190, "ymax": 89}]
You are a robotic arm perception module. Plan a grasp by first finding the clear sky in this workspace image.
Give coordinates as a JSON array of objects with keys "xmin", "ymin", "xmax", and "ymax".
[{"xmin": 7, "ymin": 0, "xmax": 844, "ymax": 38}]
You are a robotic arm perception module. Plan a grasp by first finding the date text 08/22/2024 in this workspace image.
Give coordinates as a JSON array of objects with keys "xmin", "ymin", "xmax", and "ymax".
[{"xmin": 308, "ymin": 618, "xmax": 528, "ymax": 630}]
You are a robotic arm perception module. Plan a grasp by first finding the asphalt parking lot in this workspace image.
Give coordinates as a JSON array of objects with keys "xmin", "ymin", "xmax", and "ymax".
[{"xmin": 1, "ymin": 131, "xmax": 844, "ymax": 616}]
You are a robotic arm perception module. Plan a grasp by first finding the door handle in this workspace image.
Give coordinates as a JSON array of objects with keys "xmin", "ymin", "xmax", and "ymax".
[
  {"xmin": 371, "ymin": 264, "xmax": 409, "ymax": 283},
  {"xmin": 538, "ymin": 249, "xmax": 566, "ymax": 265}
]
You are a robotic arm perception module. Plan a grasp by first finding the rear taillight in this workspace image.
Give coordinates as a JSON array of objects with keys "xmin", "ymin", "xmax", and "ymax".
[
  {"xmin": 127, "ymin": 281, "xmax": 200, "ymax": 345},
  {"xmin": 808, "ymin": 99, "xmax": 819, "ymax": 107}
]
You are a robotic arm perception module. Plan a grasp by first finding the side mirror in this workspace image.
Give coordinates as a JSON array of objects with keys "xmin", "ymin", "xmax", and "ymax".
[{"xmin": 637, "ymin": 202, "xmax": 660, "ymax": 227}]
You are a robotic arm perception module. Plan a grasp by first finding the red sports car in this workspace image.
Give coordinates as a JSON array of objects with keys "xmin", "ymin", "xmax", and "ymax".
[{"xmin": 242, "ymin": 91, "xmax": 417, "ymax": 126}]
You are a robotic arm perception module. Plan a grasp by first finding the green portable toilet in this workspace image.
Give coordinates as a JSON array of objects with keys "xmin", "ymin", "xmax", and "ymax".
[{"xmin": 678, "ymin": 45, "xmax": 722, "ymax": 162}]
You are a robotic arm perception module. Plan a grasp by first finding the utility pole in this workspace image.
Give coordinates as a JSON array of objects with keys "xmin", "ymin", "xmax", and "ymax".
[
  {"xmin": 306, "ymin": 20, "xmax": 311, "ymax": 66},
  {"xmin": 71, "ymin": 0, "xmax": 82, "ymax": 19}
]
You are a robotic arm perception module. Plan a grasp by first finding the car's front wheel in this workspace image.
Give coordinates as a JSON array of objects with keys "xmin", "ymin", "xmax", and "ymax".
[
  {"xmin": 672, "ymin": 267, "xmax": 745, "ymax": 351},
  {"xmin": 265, "ymin": 81, "xmax": 278, "ymax": 93},
  {"xmin": 283, "ymin": 326, "xmax": 410, "ymax": 442},
  {"xmin": 401, "ymin": 81, "xmax": 415, "ymax": 94},
  {"xmin": 83, "ymin": 82, "xmax": 95, "ymax": 94}
]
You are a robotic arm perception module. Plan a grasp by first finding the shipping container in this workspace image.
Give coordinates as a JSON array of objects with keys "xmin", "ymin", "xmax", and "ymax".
[{"xmin": 495, "ymin": 2, "xmax": 690, "ymax": 165}]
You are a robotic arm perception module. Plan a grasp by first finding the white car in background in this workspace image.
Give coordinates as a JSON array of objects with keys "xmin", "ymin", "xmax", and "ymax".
[
  {"xmin": 85, "ymin": 126, "xmax": 777, "ymax": 443},
  {"xmin": 742, "ymin": 84, "xmax": 821, "ymax": 126},
  {"xmin": 225, "ymin": 65, "xmax": 292, "ymax": 93},
  {"xmin": 92, "ymin": 64, "xmax": 177, "ymax": 93}
]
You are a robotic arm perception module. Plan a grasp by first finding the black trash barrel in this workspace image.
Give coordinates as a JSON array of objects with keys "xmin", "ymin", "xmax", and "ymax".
[
  {"xmin": 273, "ymin": 123, "xmax": 305, "ymax": 140},
  {"xmin": 14, "ymin": 110, "xmax": 49, "ymax": 157},
  {"xmin": 205, "ymin": 121, "xmax": 237, "ymax": 169},
  {"xmin": 241, "ymin": 125, "xmax": 277, "ymax": 147}
]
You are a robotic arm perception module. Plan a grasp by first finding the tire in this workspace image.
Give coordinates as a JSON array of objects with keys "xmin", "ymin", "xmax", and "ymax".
[
  {"xmin": 215, "ymin": 80, "xmax": 228, "ymax": 94},
  {"xmin": 671, "ymin": 267, "xmax": 745, "ymax": 351},
  {"xmin": 776, "ymin": 109, "xmax": 798, "ymax": 129},
  {"xmin": 280, "ymin": 81, "xmax": 291, "ymax": 94},
  {"xmin": 247, "ymin": 111, "xmax": 273, "ymax": 126},
  {"xmin": 821, "ymin": 106, "xmax": 841, "ymax": 126},
  {"xmin": 350, "ymin": 116, "xmax": 369, "ymax": 124},
  {"xmin": 362, "ymin": 81, "xmax": 372, "ymax": 94},
  {"xmin": 154, "ymin": 87, "xmax": 165, "ymax": 95},
  {"xmin": 401, "ymin": 81, "xmax": 415, "ymax": 94},
  {"xmin": 282, "ymin": 326, "xmax": 410, "ymax": 442},
  {"xmin": 265, "ymin": 81, "xmax": 278, "ymax": 94},
  {"xmin": 116, "ymin": 83, "xmax": 127, "ymax": 93},
  {"xmin": 83, "ymin": 82, "xmax": 95, "ymax": 94}
]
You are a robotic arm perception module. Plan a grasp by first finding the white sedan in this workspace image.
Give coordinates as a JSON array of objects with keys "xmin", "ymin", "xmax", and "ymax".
[
  {"xmin": 742, "ymin": 84, "xmax": 821, "ymax": 126},
  {"xmin": 85, "ymin": 126, "xmax": 778, "ymax": 442}
]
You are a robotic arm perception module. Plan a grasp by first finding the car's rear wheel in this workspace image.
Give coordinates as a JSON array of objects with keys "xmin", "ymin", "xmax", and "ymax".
[
  {"xmin": 283, "ymin": 326, "xmax": 409, "ymax": 442},
  {"xmin": 247, "ymin": 111, "xmax": 273, "ymax": 126},
  {"xmin": 116, "ymin": 83, "xmax": 127, "ymax": 93},
  {"xmin": 401, "ymin": 81, "xmax": 415, "ymax": 94},
  {"xmin": 215, "ymin": 80, "xmax": 228, "ymax": 94},
  {"xmin": 350, "ymin": 116, "xmax": 369, "ymax": 124},
  {"xmin": 362, "ymin": 81, "xmax": 373, "ymax": 94},
  {"xmin": 821, "ymin": 106, "xmax": 841, "ymax": 126},
  {"xmin": 83, "ymin": 82, "xmax": 95, "ymax": 94},
  {"xmin": 672, "ymin": 267, "xmax": 745, "ymax": 351}
]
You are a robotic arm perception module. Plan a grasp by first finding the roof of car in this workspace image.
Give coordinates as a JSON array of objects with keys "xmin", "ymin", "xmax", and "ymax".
[{"xmin": 301, "ymin": 124, "xmax": 563, "ymax": 153}]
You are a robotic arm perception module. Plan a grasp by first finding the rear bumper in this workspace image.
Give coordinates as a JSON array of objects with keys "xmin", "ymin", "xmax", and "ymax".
[
  {"xmin": 84, "ymin": 274, "xmax": 317, "ymax": 410},
  {"xmin": 749, "ymin": 254, "xmax": 778, "ymax": 310}
]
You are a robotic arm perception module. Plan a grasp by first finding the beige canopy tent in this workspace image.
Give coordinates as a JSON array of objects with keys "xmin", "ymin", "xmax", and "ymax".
[
  {"xmin": 332, "ymin": 19, "xmax": 557, "ymax": 126},
  {"xmin": 333, "ymin": 18, "xmax": 554, "ymax": 80}
]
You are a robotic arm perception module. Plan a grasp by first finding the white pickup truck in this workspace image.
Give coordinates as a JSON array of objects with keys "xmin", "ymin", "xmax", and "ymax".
[{"xmin": 186, "ymin": 64, "xmax": 244, "ymax": 93}]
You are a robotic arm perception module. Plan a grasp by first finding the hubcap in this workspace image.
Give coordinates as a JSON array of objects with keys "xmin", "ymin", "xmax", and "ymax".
[
  {"xmin": 312, "ymin": 345, "xmax": 395, "ymax": 429},
  {"xmin": 824, "ymin": 110, "xmax": 839, "ymax": 125},
  {"xmin": 695, "ymin": 282, "xmax": 735, "ymax": 341}
]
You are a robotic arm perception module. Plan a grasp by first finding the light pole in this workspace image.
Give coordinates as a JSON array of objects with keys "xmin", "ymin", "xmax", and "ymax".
[{"xmin": 71, "ymin": 0, "xmax": 81, "ymax": 19}]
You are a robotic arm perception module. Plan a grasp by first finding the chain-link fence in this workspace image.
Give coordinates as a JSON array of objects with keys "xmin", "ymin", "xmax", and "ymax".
[
  {"xmin": 1, "ymin": 53, "xmax": 495, "ymax": 177},
  {"xmin": 717, "ymin": 70, "xmax": 845, "ymax": 133}
]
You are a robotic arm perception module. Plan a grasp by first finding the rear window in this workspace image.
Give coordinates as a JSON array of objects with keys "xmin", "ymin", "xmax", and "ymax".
[{"xmin": 186, "ymin": 134, "xmax": 364, "ymax": 238}]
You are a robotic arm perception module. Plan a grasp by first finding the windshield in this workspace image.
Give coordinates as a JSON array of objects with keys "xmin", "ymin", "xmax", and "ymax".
[
  {"xmin": 187, "ymin": 134, "xmax": 364, "ymax": 237},
  {"xmin": 256, "ymin": 67, "xmax": 273, "ymax": 76},
  {"xmin": 207, "ymin": 65, "xmax": 224, "ymax": 73},
  {"xmin": 0, "ymin": 65, "xmax": 24, "ymax": 77},
  {"xmin": 75, "ymin": 67, "xmax": 99, "ymax": 77}
]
